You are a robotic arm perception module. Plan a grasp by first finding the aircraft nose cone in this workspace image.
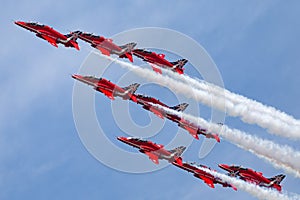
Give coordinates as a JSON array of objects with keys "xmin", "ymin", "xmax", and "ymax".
[
  {"xmin": 117, "ymin": 137, "xmax": 126, "ymax": 142},
  {"xmin": 218, "ymin": 164, "xmax": 229, "ymax": 169},
  {"xmin": 14, "ymin": 21, "xmax": 25, "ymax": 26},
  {"xmin": 72, "ymin": 74, "xmax": 81, "ymax": 79}
]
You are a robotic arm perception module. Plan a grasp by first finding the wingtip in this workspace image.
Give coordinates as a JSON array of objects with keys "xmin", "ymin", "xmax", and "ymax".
[
  {"xmin": 232, "ymin": 186, "xmax": 238, "ymax": 191},
  {"xmin": 215, "ymin": 135, "xmax": 220, "ymax": 143},
  {"xmin": 192, "ymin": 133, "xmax": 199, "ymax": 140}
]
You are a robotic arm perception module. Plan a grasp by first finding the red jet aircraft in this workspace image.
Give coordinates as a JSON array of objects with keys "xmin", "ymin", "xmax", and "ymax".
[
  {"xmin": 177, "ymin": 118, "xmax": 220, "ymax": 142},
  {"xmin": 132, "ymin": 49, "xmax": 188, "ymax": 74},
  {"xmin": 134, "ymin": 94, "xmax": 189, "ymax": 119},
  {"xmin": 173, "ymin": 161, "xmax": 237, "ymax": 190},
  {"xmin": 72, "ymin": 75, "xmax": 140, "ymax": 102},
  {"xmin": 15, "ymin": 21, "xmax": 80, "ymax": 50},
  {"xmin": 218, "ymin": 164, "xmax": 285, "ymax": 192},
  {"xmin": 77, "ymin": 32, "xmax": 136, "ymax": 62},
  {"xmin": 132, "ymin": 94, "xmax": 220, "ymax": 142},
  {"xmin": 117, "ymin": 137, "xmax": 185, "ymax": 165}
]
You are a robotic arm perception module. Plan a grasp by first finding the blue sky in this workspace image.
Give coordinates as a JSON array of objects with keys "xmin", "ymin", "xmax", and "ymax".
[{"xmin": 1, "ymin": 1, "xmax": 300, "ymax": 199}]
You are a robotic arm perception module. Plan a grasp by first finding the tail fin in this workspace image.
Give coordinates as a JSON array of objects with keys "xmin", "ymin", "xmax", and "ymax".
[
  {"xmin": 170, "ymin": 103, "xmax": 189, "ymax": 112},
  {"xmin": 119, "ymin": 42, "xmax": 137, "ymax": 62},
  {"xmin": 122, "ymin": 83, "xmax": 140, "ymax": 102},
  {"xmin": 65, "ymin": 30, "xmax": 81, "ymax": 42},
  {"xmin": 171, "ymin": 59, "xmax": 188, "ymax": 74},
  {"xmin": 64, "ymin": 31, "xmax": 81, "ymax": 50},
  {"xmin": 119, "ymin": 42, "xmax": 137, "ymax": 52},
  {"xmin": 122, "ymin": 83, "xmax": 140, "ymax": 95},
  {"xmin": 268, "ymin": 174, "xmax": 286, "ymax": 185},
  {"xmin": 169, "ymin": 146, "xmax": 186, "ymax": 157},
  {"xmin": 169, "ymin": 146, "xmax": 186, "ymax": 165}
]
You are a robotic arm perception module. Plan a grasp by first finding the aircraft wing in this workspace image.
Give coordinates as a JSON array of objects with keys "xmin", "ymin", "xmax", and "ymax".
[
  {"xmin": 144, "ymin": 152, "xmax": 159, "ymax": 164},
  {"xmin": 98, "ymin": 88, "xmax": 115, "ymax": 100},
  {"xmin": 149, "ymin": 106, "xmax": 165, "ymax": 119},
  {"xmin": 239, "ymin": 172, "xmax": 261, "ymax": 184},
  {"xmin": 178, "ymin": 121, "xmax": 199, "ymax": 140},
  {"xmin": 186, "ymin": 128, "xmax": 199, "ymax": 140},
  {"xmin": 97, "ymin": 46, "xmax": 111, "ymax": 56},
  {"xmin": 39, "ymin": 34, "xmax": 58, "ymax": 47},
  {"xmin": 150, "ymin": 64, "xmax": 162, "ymax": 74},
  {"xmin": 201, "ymin": 176, "xmax": 215, "ymax": 188}
]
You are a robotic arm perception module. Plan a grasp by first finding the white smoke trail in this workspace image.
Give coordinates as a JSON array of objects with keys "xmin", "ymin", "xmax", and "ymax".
[
  {"xmin": 197, "ymin": 166, "xmax": 299, "ymax": 200},
  {"xmin": 254, "ymin": 153, "xmax": 300, "ymax": 178},
  {"xmin": 149, "ymin": 103, "xmax": 300, "ymax": 178},
  {"xmin": 96, "ymin": 53, "xmax": 300, "ymax": 176},
  {"xmin": 96, "ymin": 54, "xmax": 300, "ymax": 197},
  {"xmin": 162, "ymin": 68, "xmax": 300, "ymax": 126},
  {"xmin": 161, "ymin": 68, "xmax": 300, "ymax": 139},
  {"xmin": 97, "ymin": 53, "xmax": 300, "ymax": 140}
]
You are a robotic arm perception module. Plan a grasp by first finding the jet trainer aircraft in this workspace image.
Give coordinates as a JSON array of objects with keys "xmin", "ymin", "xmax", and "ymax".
[
  {"xmin": 176, "ymin": 118, "xmax": 220, "ymax": 142},
  {"xmin": 173, "ymin": 161, "xmax": 237, "ymax": 190},
  {"xmin": 76, "ymin": 31, "xmax": 136, "ymax": 62},
  {"xmin": 117, "ymin": 137, "xmax": 186, "ymax": 165},
  {"xmin": 134, "ymin": 94, "xmax": 189, "ymax": 119},
  {"xmin": 72, "ymin": 75, "xmax": 140, "ymax": 102},
  {"xmin": 132, "ymin": 94, "xmax": 220, "ymax": 142},
  {"xmin": 218, "ymin": 164, "xmax": 285, "ymax": 192},
  {"xmin": 15, "ymin": 21, "xmax": 80, "ymax": 50},
  {"xmin": 132, "ymin": 49, "xmax": 188, "ymax": 74}
]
